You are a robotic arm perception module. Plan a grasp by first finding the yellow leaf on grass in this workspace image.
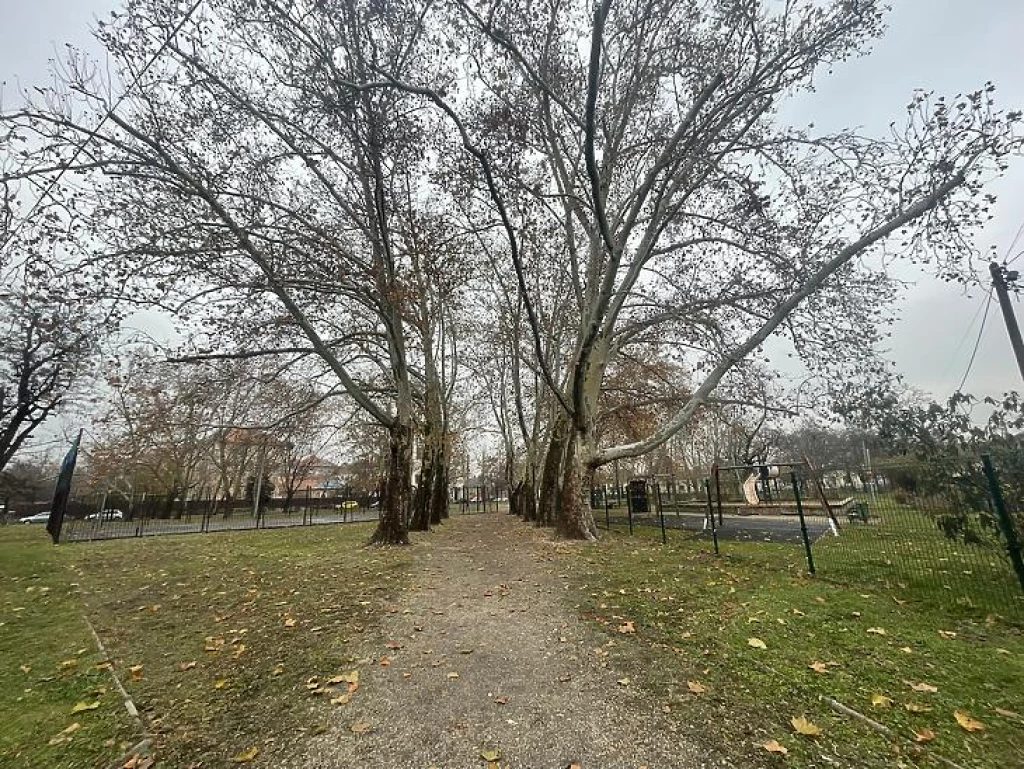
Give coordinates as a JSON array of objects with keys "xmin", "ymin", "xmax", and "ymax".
[
  {"xmin": 48, "ymin": 722, "xmax": 81, "ymax": 745},
  {"xmin": 617, "ymin": 677, "xmax": 631, "ymax": 686},
  {"xmin": 330, "ymin": 693, "xmax": 352, "ymax": 706},
  {"xmin": 871, "ymin": 695, "xmax": 893, "ymax": 708},
  {"xmin": 447, "ymin": 672, "xmax": 460, "ymax": 679},
  {"xmin": 480, "ymin": 749, "xmax": 501, "ymax": 762},
  {"xmin": 232, "ymin": 644, "xmax": 246, "ymax": 659},
  {"xmin": 905, "ymin": 702, "xmax": 931, "ymax": 713},
  {"xmin": 954, "ymin": 711, "xmax": 986, "ymax": 732},
  {"xmin": 70, "ymin": 701, "xmax": 100, "ymax": 714},
  {"xmin": 687, "ymin": 680, "xmax": 706, "ymax": 694},
  {"xmin": 230, "ymin": 746, "xmax": 259, "ymax": 762},
  {"xmin": 59, "ymin": 659, "xmax": 78, "ymax": 670},
  {"xmin": 178, "ymin": 661, "xmax": 197, "ymax": 672},
  {"xmin": 204, "ymin": 636, "xmax": 225, "ymax": 652},
  {"xmin": 272, "ymin": 664, "xmax": 285, "ymax": 676},
  {"xmin": 908, "ymin": 681, "xmax": 938, "ymax": 693},
  {"xmin": 808, "ymin": 661, "xmax": 829, "ymax": 674},
  {"xmin": 214, "ymin": 678, "xmax": 229, "ymax": 689},
  {"xmin": 914, "ymin": 728, "xmax": 936, "ymax": 743},
  {"xmin": 747, "ymin": 637, "xmax": 767, "ymax": 649},
  {"xmin": 19, "ymin": 664, "xmax": 31, "ymax": 674},
  {"xmin": 762, "ymin": 739, "xmax": 788, "ymax": 755},
  {"xmin": 350, "ymin": 720, "xmax": 373, "ymax": 734},
  {"xmin": 791, "ymin": 715, "xmax": 823, "ymax": 736},
  {"xmin": 327, "ymin": 671, "xmax": 359, "ymax": 686},
  {"xmin": 866, "ymin": 627, "xmax": 886, "ymax": 635},
  {"xmin": 938, "ymin": 630, "xmax": 957, "ymax": 640},
  {"xmin": 618, "ymin": 621, "xmax": 636, "ymax": 634}
]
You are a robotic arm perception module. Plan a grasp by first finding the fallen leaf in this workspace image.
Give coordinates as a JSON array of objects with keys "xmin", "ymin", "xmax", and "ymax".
[
  {"xmin": 954, "ymin": 711, "xmax": 985, "ymax": 732},
  {"xmin": 330, "ymin": 693, "xmax": 352, "ymax": 706},
  {"xmin": 178, "ymin": 661, "xmax": 197, "ymax": 672},
  {"xmin": 385, "ymin": 641, "xmax": 403, "ymax": 650},
  {"xmin": 762, "ymin": 739, "xmax": 788, "ymax": 755},
  {"xmin": 900, "ymin": 647, "xmax": 914, "ymax": 654},
  {"xmin": 808, "ymin": 661, "xmax": 829, "ymax": 674},
  {"xmin": 214, "ymin": 678, "xmax": 229, "ymax": 689},
  {"xmin": 618, "ymin": 621, "xmax": 636, "ymax": 635},
  {"xmin": 19, "ymin": 664, "xmax": 31, "ymax": 674},
  {"xmin": 59, "ymin": 659, "xmax": 78, "ymax": 670},
  {"xmin": 123, "ymin": 756, "xmax": 156, "ymax": 769},
  {"xmin": 272, "ymin": 663, "xmax": 285, "ymax": 676},
  {"xmin": 232, "ymin": 644, "xmax": 246, "ymax": 659},
  {"xmin": 229, "ymin": 746, "xmax": 259, "ymax": 762},
  {"xmin": 871, "ymin": 694, "xmax": 893, "ymax": 708},
  {"xmin": 447, "ymin": 672, "xmax": 460, "ymax": 679},
  {"xmin": 938, "ymin": 630, "xmax": 957, "ymax": 640},
  {"xmin": 790, "ymin": 608, "xmax": 805, "ymax": 617},
  {"xmin": 48, "ymin": 722, "xmax": 81, "ymax": 745},
  {"xmin": 908, "ymin": 681, "xmax": 938, "ymax": 693},
  {"xmin": 379, "ymin": 656, "xmax": 392, "ymax": 667},
  {"xmin": 128, "ymin": 664, "xmax": 144, "ymax": 681},
  {"xmin": 617, "ymin": 677, "xmax": 631, "ymax": 686},
  {"xmin": 480, "ymin": 749, "xmax": 501, "ymax": 762},
  {"xmin": 747, "ymin": 637, "xmax": 767, "ymax": 649},
  {"xmin": 327, "ymin": 671, "xmax": 359, "ymax": 686},
  {"xmin": 558, "ymin": 673, "xmax": 572, "ymax": 683},
  {"xmin": 350, "ymin": 720, "xmax": 374, "ymax": 734},
  {"xmin": 866, "ymin": 627, "xmax": 886, "ymax": 635},
  {"xmin": 204, "ymin": 636, "xmax": 225, "ymax": 652},
  {"xmin": 914, "ymin": 728, "xmax": 936, "ymax": 743},
  {"xmin": 70, "ymin": 701, "xmax": 100, "ymax": 714},
  {"xmin": 283, "ymin": 616, "xmax": 297, "ymax": 628},
  {"xmin": 687, "ymin": 680, "xmax": 706, "ymax": 694},
  {"xmin": 791, "ymin": 715, "xmax": 822, "ymax": 736},
  {"xmin": 905, "ymin": 702, "xmax": 931, "ymax": 713}
]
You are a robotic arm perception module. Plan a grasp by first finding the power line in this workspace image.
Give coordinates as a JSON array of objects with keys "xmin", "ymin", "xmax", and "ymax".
[
  {"xmin": 1, "ymin": 0, "xmax": 205, "ymax": 256},
  {"xmin": 940, "ymin": 289, "xmax": 991, "ymax": 381},
  {"xmin": 954, "ymin": 288, "xmax": 993, "ymax": 394}
]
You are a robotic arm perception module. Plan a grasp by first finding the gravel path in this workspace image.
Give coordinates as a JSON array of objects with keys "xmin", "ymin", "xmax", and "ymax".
[{"xmin": 285, "ymin": 513, "xmax": 722, "ymax": 769}]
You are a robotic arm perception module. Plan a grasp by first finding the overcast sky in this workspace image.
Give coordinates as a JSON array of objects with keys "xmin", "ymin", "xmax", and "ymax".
[{"xmin": 2, "ymin": 0, "xmax": 1023, "ymax": 409}]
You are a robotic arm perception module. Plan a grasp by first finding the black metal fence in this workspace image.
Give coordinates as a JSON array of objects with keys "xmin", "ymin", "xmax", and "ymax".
[{"xmin": 590, "ymin": 456, "xmax": 1024, "ymax": 618}]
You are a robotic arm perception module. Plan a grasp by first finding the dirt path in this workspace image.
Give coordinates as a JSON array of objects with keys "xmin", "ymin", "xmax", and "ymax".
[{"xmin": 286, "ymin": 513, "xmax": 721, "ymax": 769}]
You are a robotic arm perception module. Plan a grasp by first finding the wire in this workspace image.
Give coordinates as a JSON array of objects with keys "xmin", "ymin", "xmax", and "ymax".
[
  {"xmin": 940, "ymin": 289, "xmax": 991, "ymax": 381},
  {"xmin": 954, "ymin": 288, "xmax": 993, "ymax": 394},
  {"xmin": 0, "ymin": 0, "xmax": 205, "ymax": 256}
]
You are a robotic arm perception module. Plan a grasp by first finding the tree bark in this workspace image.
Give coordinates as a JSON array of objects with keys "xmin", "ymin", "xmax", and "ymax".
[
  {"xmin": 556, "ymin": 432, "xmax": 599, "ymax": 540},
  {"xmin": 369, "ymin": 424, "xmax": 412, "ymax": 545}
]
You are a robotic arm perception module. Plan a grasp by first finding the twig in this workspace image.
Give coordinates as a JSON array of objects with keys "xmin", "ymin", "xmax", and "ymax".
[{"xmin": 824, "ymin": 696, "xmax": 969, "ymax": 769}]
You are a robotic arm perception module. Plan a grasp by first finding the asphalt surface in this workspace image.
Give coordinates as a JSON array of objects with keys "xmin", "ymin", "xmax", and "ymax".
[{"xmin": 600, "ymin": 510, "xmax": 834, "ymax": 543}]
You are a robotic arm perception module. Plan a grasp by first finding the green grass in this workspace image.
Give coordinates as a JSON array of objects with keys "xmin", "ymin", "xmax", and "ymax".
[
  {"xmin": 572, "ymin": 527, "xmax": 1024, "ymax": 768},
  {"xmin": 0, "ymin": 523, "xmax": 411, "ymax": 768}
]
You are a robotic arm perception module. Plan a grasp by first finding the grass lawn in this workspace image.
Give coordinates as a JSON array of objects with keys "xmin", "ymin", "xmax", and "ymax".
[
  {"xmin": 573, "ymin": 527, "xmax": 1024, "ymax": 768},
  {"xmin": 0, "ymin": 522, "xmax": 411, "ymax": 768}
]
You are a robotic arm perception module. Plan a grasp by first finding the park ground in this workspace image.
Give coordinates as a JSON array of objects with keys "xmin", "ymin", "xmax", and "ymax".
[{"xmin": 1, "ymin": 513, "xmax": 1022, "ymax": 768}]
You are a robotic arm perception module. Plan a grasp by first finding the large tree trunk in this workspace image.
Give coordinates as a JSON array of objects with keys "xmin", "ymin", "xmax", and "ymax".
[
  {"xmin": 537, "ymin": 418, "xmax": 569, "ymax": 526},
  {"xmin": 369, "ymin": 424, "xmax": 412, "ymax": 545},
  {"xmin": 556, "ymin": 432, "xmax": 599, "ymax": 540}
]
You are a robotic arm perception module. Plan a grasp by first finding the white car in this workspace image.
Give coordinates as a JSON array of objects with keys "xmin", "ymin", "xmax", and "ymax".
[
  {"xmin": 85, "ymin": 509, "xmax": 125, "ymax": 521},
  {"xmin": 19, "ymin": 512, "xmax": 51, "ymax": 524}
]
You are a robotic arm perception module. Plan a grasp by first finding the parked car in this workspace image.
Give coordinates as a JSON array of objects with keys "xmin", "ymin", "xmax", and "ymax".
[
  {"xmin": 19, "ymin": 512, "xmax": 51, "ymax": 524},
  {"xmin": 85, "ymin": 509, "xmax": 125, "ymax": 521}
]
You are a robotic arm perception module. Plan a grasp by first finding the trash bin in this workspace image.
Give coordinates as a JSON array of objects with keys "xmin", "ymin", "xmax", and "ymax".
[{"xmin": 628, "ymin": 478, "xmax": 649, "ymax": 513}]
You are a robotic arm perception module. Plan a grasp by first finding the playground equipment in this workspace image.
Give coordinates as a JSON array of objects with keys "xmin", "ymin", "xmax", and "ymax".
[{"xmin": 742, "ymin": 464, "xmax": 780, "ymax": 505}]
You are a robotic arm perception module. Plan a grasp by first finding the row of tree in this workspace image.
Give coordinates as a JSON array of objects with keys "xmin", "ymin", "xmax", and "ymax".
[{"xmin": 1, "ymin": 0, "xmax": 1021, "ymax": 541}]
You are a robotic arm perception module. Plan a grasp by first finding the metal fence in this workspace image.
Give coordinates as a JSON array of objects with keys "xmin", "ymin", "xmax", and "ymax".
[
  {"xmin": 46, "ymin": 490, "xmax": 379, "ymax": 543},
  {"xmin": 590, "ymin": 455, "xmax": 1024, "ymax": 618}
]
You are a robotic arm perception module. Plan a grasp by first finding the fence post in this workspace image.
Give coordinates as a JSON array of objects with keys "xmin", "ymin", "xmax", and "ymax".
[
  {"xmin": 713, "ymin": 467, "xmax": 724, "ymax": 526},
  {"xmin": 981, "ymin": 454, "xmax": 1024, "ymax": 593},
  {"xmin": 791, "ymin": 471, "xmax": 816, "ymax": 575},
  {"xmin": 626, "ymin": 483, "xmax": 634, "ymax": 535},
  {"xmin": 605, "ymin": 487, "xmax": 611, "ymax": 531},
  {"xmin": 704, "ymin": 478, "xmax": 719, "ymax": 555},
  {"xmin": 656, "ymin": 481, "xmax": 666, "ymax": 544}
]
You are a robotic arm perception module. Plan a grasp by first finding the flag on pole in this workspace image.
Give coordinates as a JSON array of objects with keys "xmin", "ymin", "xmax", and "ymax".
[{"xmin": 47, "ymin": 430, "xmax": 82, "ymax": 544}]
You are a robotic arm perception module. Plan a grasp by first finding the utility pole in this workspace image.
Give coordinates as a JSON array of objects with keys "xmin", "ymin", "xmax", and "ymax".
[{"xmin": 990, "ymin": 261, "xmax": 1024, "ymax": 383}]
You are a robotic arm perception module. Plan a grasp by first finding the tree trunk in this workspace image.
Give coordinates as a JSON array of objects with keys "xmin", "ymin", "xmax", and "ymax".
[
  {"xmin": 556, "ymin": 433, "xmax": 599, "ymax": 540},
  {"xmin": 537, "ymin": 419, "xmax": 569, "ymax": 527},
  {"xmin": 369, "ymin": 424, "xmax": 412, "ymax": 545}
]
